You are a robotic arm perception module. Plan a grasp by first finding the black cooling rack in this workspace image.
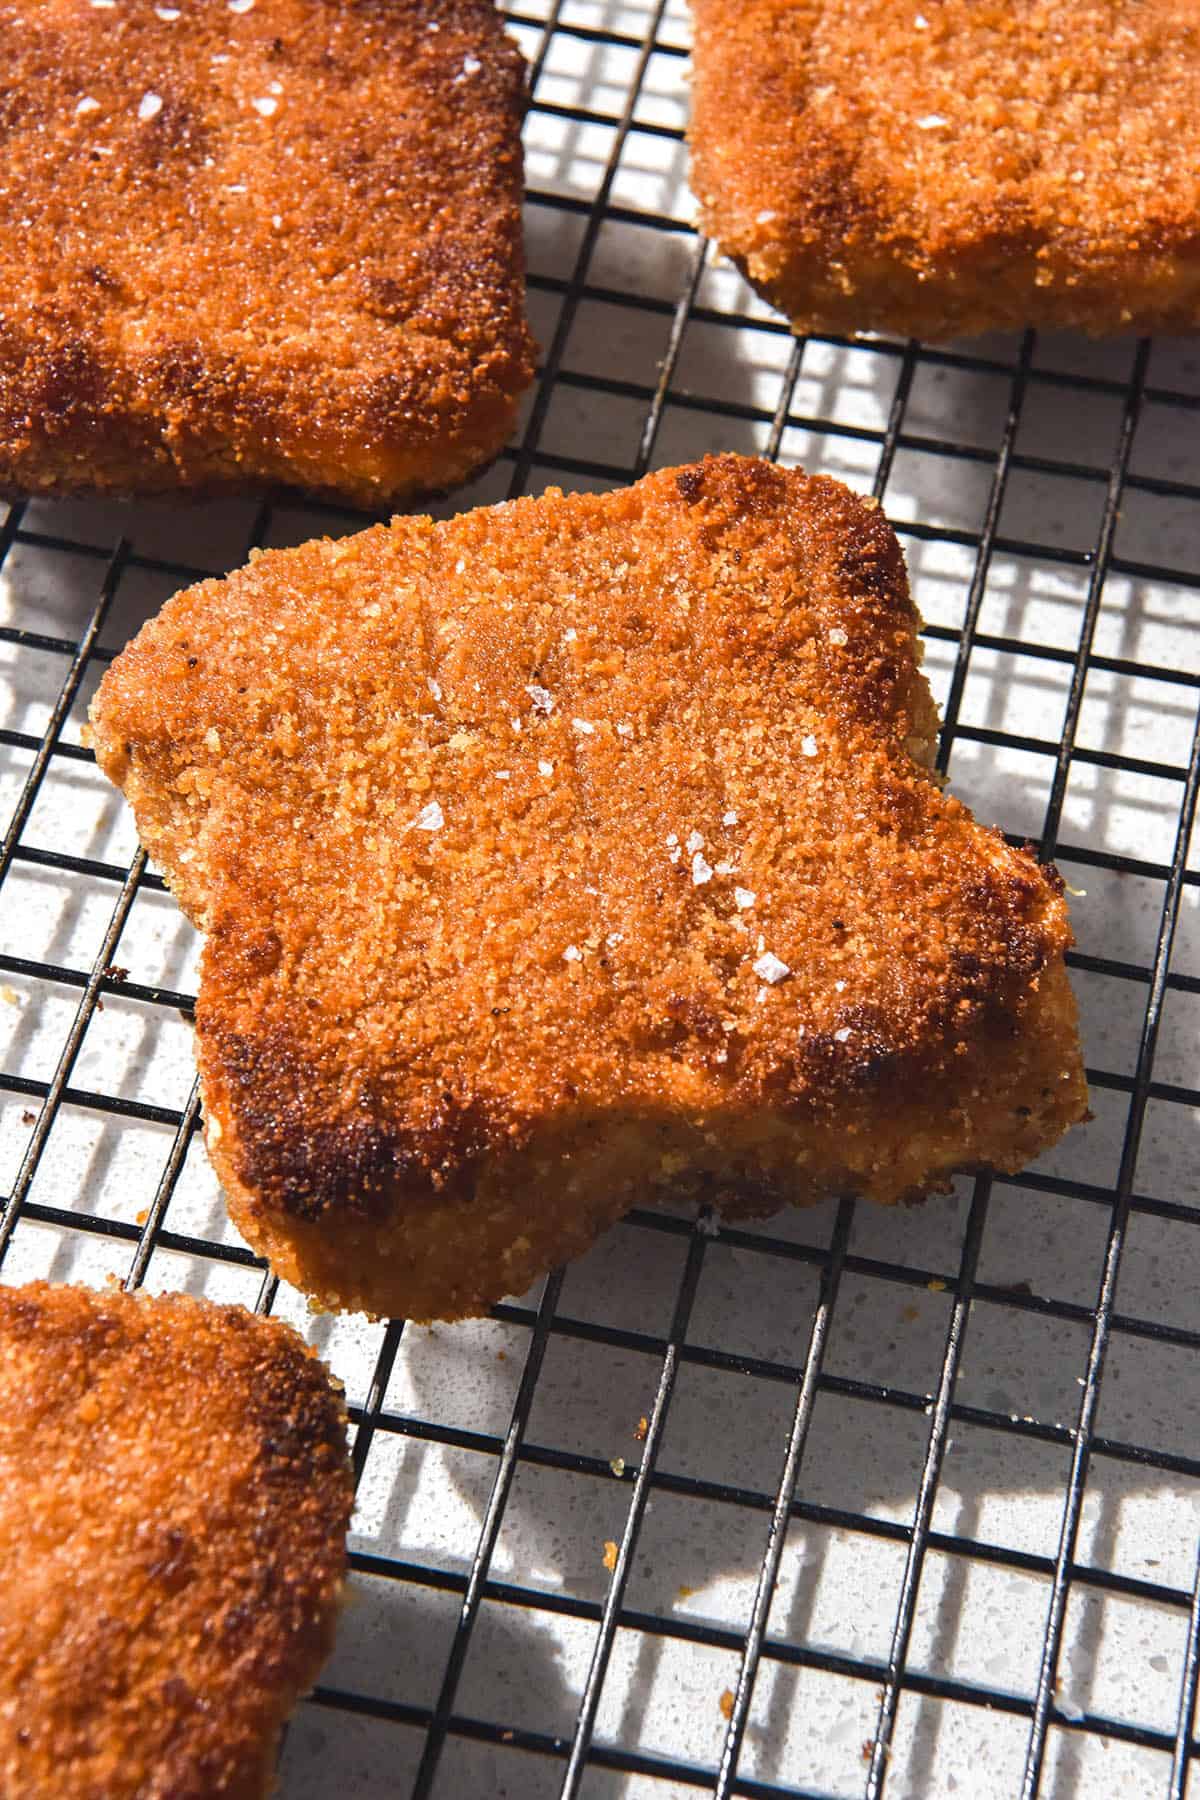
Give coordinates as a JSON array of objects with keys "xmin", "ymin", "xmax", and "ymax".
[{"xmin": 1, "ymin": 1, "xmax": 1199, "ymax": 1795}]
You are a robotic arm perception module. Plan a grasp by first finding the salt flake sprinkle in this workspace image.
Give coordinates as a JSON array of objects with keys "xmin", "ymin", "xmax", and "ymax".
[
  {"xmin": 411, "ymin": 800, "xmax": 444, "ymax": 833},
  {"xmin": 538, "ymin": 760, "xmax": 554, "ymax": 777},
  {"xmin": 829, "ymin": 627, "xmax": 848, "ymax": 646},
  {"xmin": 692, "ymin": 852, "xmax": 713, "ymax": 886},
  {"xmin": 734, "ymin": 887, "xmax": 756, "ymax": 911},
  {"xmin": 252, "ymin": 96, "xmax": 278, "ymax": 117},
  {"xmin": 801, "ymin": 734, "xmax": 819, "ymax": 758},
  {"xmin": 834, "ymin": 1026, "xmax": 853, "ymax": 1043},
  {"xmin": 917, "ymin": 113, "xmax": 949, "ymax": 129},
  {"xmin": 722, "ymin": 809, "xmax": 738, "ymax": 825},
  {"xmin": 155, "ymin": 5, "xmax": 181, "ymax": 17},
  {"xmin": 137, "ymin": 92, "xmax": 164, "ymax": 122},
  {"xmin": 572, "ymin": 718, "xmax": 595, "ymax": 736},
  {"xmin": 753, "ymin": 952, "xmax": 790, "ymax": 985},
  {"xmin": 563, "ymin": 944, "xmax": 583, "ymax": 964},
  {"xmin": 685, "ymin": 830, "xmax": 704, "ymax": 854},
  {"xmin": 228, "ymin": 0, "xmax": 255, "ymax": 12},
  {"xmin": 525, "ymin": 683, "xmax": 555, "ymax": 714},
  {"xmin": 75, "ymin": 96, "xmax": 102, "ymax": 116}
]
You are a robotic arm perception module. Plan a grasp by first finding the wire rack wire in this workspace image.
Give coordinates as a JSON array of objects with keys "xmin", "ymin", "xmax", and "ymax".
[{"xmin": 1, "ymin": 2, "xmax": 1199, "ymax": 1795}]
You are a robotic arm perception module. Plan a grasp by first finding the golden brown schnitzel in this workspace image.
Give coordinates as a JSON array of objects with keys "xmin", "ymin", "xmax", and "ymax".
[
  {"xmin": 690, "ymin": 0, "xmax": 1200, "ymax": 338},
  {"xmin": 91, "ymin": 456, "xmax": 1087, "ymax": 1320},
  {"xmin": 0, "ymin": 1281, "xmax": 352, "ymax": 1799},
  {"xmin": 0, "ymin": 0, "xmax": 535, "ymax": 505}
]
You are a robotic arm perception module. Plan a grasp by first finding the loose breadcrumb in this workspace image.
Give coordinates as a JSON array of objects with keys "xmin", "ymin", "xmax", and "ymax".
[
  {"xmin": 91, "ymin": 455, "xmax": 1087, "ymax": 1323},
  {"xmin": 690, "ymin": 0, "xmax": 1200, "ymax": 338},
  {"xmin": 0, "ymin": 0, "xmax": 535, "ymax": 504},
  {"xmin": 0, "ymin": 1282, "xmax": 352, "ymax": 1800}
]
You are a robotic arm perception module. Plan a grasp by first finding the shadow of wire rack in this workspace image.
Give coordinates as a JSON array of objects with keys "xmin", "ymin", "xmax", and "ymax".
[{"xmin": 1, "ymin": 0, "xmax": 1199, "ymax": 1795}]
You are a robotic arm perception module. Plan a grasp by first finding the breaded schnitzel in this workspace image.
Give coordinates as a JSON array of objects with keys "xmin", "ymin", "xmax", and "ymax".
[
  {"xmin": 0, "ymin": 1281, "xmax": 352, "ymax": 1799},
  {"xmin": 690, "ymin": 0, "xmax": 1200, "ymax": 339},
  {"xmin": 0, "ymin": 0, "xmax": 535, "ymax": 506},
  {"xmin": 90, "ymin": 455, "xmax": 1087, "ymax": 1321}
]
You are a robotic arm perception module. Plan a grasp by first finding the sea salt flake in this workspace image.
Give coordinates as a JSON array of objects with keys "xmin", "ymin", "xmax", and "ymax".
[
  {"xmin": 834, "ymin": 1026, "xmax": 852, "ymax": 1043},
  {"xmin": 461, "ymin": 54, "xmax": 482, "ymax": 75},
  {"xmin": 455, "ymin": 558, "xmax": 466, "ymax": 573},
  {"xmin": 801, "ymin": 734, "xmax": 819, "ymax": 758},
  {"xmin": 526, "ymin": 683, "xmax": 555, "ymax": 714},
  {"xmin": 722, "ymin": 809, "xmax": 738, "ymax": 824},
  {"xmin": 427, "ymin": 678, "xmax": 442, "ymax": 701},
  {"xmin": 685, "ymin": 830, "xmax": 704, "ymax": 854},
  {"xmin": 155, "ymin": 5, "xmax": 180, "ymax": 16},
  {"xmin": 563, "ymin": 944, "xmax": 583, "ymax": 963},
  {"xmin": 572, "ymin": 718, "xmax": 595, "ymax": 735},
  {"xmin": 753, "ymin": 952, "xmax": 790, "ymax": 985},
  {"xmin": 616, "ymin": 722, "xmax": 634, "ymax": 738},
  {"xmin": 606, "ymin": 931, "xmax": 624, "ymax": 947},
  {"xmin": 75, "ymin": 96, "xmax": 102, "ymax": 115},
  {"xmin": 494, "ymin": 770, "xmax": 510, "ymax": 781},
  {"xmin": 917, "ymin": 113, "xmax": 949, "ymax": 129},
  {"xmin": 734, "ymin": 887, "xmax": 756, "ymax": 910},
  {"xmin": 538, "ymin": 760, "xmax": 554, "ymax": 777},
  {"xmin": 412, "ymin": 800, "xmax": 444, "ymax": 833},
  {"xmin": 665, "ymin": 834, "xmax": 679, "ymax": 847},
  {"xmin": 714, "ymin": 861, "xmax": 733, "ymax": 876},
  {"xmin": 829, "ymin": 627, "xmax": 848, "ymax": 646},
  {"xmin": 228, "ymin": 0, "xmax": 255, "ymax": 11},
  {"xmin": 252, "ymin": 95, "xmax": 278, "ymax": 117},
  {"xmin": 137, "ymin": 92, "xmax": 164, "ymax": 121},
  {"xmin": 756, "ymin": 209, "xmax": 777, "ymax": 223},
  {"xmin": 564, "ymin": 627, "xmax": 577, "ymax": 642},
  {"xmin": 692, "ymin": 853, "xmax": 713, "ymax": 886}
]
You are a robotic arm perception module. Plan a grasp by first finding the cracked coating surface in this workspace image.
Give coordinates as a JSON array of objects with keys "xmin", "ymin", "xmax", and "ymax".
[
  {"xmin": 91, "ymin": 455, "xmax": 1087, "ymax": 1320},
  {"xmin": 0, "ymin": 1281, "xmax": 353, "ymax": 1799},
  {"xmin": 0, "ymin": 0, "xmax": 535, "ymax": 505},
  {"xmin": 690, "ymin": 0, "xmax": 1200, "ymax": 338}
]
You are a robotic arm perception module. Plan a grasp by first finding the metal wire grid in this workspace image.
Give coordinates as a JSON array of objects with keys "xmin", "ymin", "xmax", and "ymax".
[{"xmin": 1, "ymin": 0, "xmax": 1199, "ymax": 1794}]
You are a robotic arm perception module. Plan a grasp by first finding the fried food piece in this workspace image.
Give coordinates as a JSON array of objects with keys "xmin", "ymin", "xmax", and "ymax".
[
  {"xmin": 0, "ymin": 0, "xmax": 535, "ymax": 506},
  {"xmin": 0, "ymin": 1281, "xmax": 353, "ymax": 1800},
  {"xmin": 690, "ymin": 0, "xmax": 1200, "ymax": 338},
  {"xmin": 90, "ymin": 454, "xmax": 1087, "ymax": 1321}
]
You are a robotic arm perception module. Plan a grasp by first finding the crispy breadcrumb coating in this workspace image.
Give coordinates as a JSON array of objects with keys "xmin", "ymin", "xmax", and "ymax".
[
  {"xmin": 690, "ymin": 0, "xmax": 1200, "ymax": 338},
  {"xmin": 0, "ymin": 0, "xmax": 535, "ymax": 505},
  {"xmin": 91, "ymin": 456, "xmax": 1087, "ymax": 1321},
  {"xmin": 0, "ymin": 1282, "xmax": 353, "ymax": 1800}
]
